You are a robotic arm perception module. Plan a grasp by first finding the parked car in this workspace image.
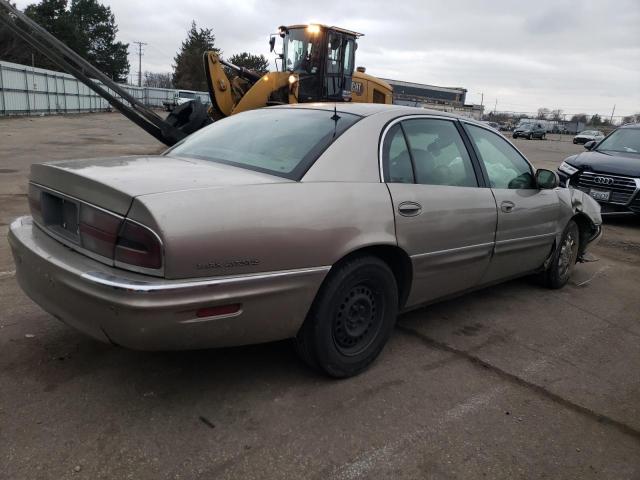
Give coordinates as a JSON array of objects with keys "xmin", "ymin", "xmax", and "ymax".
[
  {"xmin": 9, "ymin": 104, "xmax": 603, "ymax": 378},
  {"xmin": 512, "ymin": 122, "xmax": 546, "ymax": 140},
  {"xmin": 558, "ymin": 123, "xmax": 640, "ymax": 214},
  {"xmin": 573, "ymin": 130, "xmax": 605, "ymax": 144},
  {"xmin": 162, "ymin": 90, "xmax": 199, "ymax": 112}
]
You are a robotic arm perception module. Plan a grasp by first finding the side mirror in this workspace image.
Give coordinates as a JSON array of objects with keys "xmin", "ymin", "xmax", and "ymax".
[
  {"xmin": 584, "ymin": 140, "xmax": 596, "ymax": 150},
  {"xmin": 536, "ymin": 169, "xmax": 559, "ymax": 189},
  {"xmin": 269, "ymin": 36, "xmax": 276, "ymax": 52}
]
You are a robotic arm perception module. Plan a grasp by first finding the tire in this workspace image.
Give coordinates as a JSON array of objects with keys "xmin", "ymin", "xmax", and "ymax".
[
  {"xmin": 294, "ymin": 255, "xmax": 399, "ymax": 378},
  {"xmin": 542, "ymin": 220, "xmax": 580, "ymax": 289}
]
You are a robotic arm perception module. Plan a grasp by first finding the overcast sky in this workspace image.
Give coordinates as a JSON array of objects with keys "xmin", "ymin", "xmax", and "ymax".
[{"xmin": 17, "ymin": 0, "xmax": 640, "ymax": 117}]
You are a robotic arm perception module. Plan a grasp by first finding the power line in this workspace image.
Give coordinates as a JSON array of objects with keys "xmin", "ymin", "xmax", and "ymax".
[{"xmin": 132, "ymin": 41, "xmax": 147, "ymax": 87}]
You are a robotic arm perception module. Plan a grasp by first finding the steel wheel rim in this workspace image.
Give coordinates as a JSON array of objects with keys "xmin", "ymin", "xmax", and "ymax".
[
  {"xmin": 332, "ymin": 283, "xmax": 384, "ymax": 356},
  {"xmin": 558, "ymin": 231, "xmax": 577, "ymax": 279}
]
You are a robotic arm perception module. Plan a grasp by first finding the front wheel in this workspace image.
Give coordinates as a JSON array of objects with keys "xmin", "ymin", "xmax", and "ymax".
[
  {"xmin": 542, "ymin": 220, "xmax": 580, "ymax": 289},
  {"xmin": 294, "ymin": 256, "xmax": 398, "ymax": 378}
]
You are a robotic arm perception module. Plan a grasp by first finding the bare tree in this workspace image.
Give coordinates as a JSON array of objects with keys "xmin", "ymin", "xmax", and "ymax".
[
  {"xmin": 144, "ymin": 72, "xmax": 173, "ymax": 89},
  {"xmin": 537, "ymin": 107, "xmax": 550, "ymax": 120}
]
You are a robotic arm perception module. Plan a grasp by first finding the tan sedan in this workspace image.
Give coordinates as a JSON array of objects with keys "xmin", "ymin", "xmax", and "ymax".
[{"xmin": 8, "ymin": 104, "xmax": 602, "ymax": 377}]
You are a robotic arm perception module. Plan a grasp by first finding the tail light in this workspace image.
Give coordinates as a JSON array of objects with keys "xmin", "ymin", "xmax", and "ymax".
[
  {"xmin": 115, "ymin": 220, "xmax": 162, "ymax": 270},
  {"xmin": 79, "ymin": 205, "xmax": 122, "ymax": 258},
  {"xmin": 28, "ymin": 183, "xmax": 162, "ymax": 274}
]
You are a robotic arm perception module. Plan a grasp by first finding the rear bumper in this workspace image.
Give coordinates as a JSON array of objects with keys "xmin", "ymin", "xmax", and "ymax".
[{"xmin": 8, "ymin": 216, "xmax": 328, "ymax": 350}]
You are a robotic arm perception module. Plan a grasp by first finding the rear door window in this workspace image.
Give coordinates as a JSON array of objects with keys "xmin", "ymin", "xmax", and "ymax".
[
  {"xmin": 401, "ymin": 119, "xmax": 478, "ymax": 187},
  {"xmin": 382, "ymin": 123, "xmax": 414, "ymax": 183}
]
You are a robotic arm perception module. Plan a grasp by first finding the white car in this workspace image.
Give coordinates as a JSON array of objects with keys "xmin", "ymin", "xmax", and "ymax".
[{"xmin": 573, "ymin": 130, "xmax": 605, "ymax": 145}]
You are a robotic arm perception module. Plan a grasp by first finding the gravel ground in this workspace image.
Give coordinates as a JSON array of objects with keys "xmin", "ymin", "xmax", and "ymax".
[{"xmin": 0, "ymin": 113, "xmax": 639, "ymax": 480}]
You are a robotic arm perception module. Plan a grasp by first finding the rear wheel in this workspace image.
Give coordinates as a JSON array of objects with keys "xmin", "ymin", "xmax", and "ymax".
[
  {"xmin": 542, "ymin": 220, "xmax": 580, "ymax": 289},
  {"xmin": 295, "ymin": 256, "xmax": 398, "ymax": 378}
]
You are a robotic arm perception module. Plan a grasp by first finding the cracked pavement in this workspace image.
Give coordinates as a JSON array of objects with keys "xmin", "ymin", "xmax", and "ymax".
[{"xmin": 1, "ymin": 114, "xmax": 639, "ymax": 479}]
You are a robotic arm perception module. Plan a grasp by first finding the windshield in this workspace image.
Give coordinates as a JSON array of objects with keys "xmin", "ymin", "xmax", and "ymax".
[
  {"xmin": 167, "ymin": 108, "xmax": 361, "ymax": 179},
  {"xmin": 285, "ymin": 28, "xmax": 322, "ymax": 74},
  {"xmin": 596, "ymin": 128, "xmax": 640, "ymax": 154}
]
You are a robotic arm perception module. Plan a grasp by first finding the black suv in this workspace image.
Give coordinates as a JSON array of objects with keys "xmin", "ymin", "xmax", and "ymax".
[
  {"xmin": 513, "ymin": 122, "xmax": 546, "ymax": 140},
  {"xmin": 557, "ymin": 123, "xmax": 640, "ymax": 214}
]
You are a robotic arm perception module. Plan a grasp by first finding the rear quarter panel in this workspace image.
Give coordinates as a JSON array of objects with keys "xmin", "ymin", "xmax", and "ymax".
[{"xmin": 129, "ymin": 182, "xmax": 396, "ymax": 279}]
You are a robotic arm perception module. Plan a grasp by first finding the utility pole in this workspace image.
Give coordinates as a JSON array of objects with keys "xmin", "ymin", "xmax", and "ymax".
[
  {"xmin": 476, "ymin": 92, "xmax": 484, "ymax": 120},
  {"xmin": 493, "ymin": 98, "xmax": 498, "ymax": 114},
  {"xmin": 132, "ymin": 41, "xmax": 147, "ymax": 87},
  {"xmin": 610, "ymin": 104, "xmax": 616, "ymax": 124}
]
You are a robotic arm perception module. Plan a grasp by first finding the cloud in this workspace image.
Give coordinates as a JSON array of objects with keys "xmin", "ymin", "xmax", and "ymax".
[{"xmin": 12, "ymin": 0, "xmax": 640, "ymax": 116}]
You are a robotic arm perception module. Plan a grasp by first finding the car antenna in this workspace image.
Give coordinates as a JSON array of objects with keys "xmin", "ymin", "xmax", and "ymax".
[{"xmin": 331, "ymin": 104, "xmax": 341, "ymax": 122}]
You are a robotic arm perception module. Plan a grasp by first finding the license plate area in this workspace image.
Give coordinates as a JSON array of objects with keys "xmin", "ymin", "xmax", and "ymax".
[
  {"xmin": 589, "ymin": 188, "xmax": 611, "ymax": 202},
  {"xmin": 41, "ymin": 191, "xmax": 79, "ymax": 242}
]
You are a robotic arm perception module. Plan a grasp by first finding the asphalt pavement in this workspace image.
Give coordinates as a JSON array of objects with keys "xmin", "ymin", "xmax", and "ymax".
[{"xmin": 1, "ymin": 113, "xmax": 639, "ymax": 479}]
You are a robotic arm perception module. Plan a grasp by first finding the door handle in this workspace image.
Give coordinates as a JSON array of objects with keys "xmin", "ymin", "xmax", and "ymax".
[
  {"xmin": 398, "ymin": 201, "xmax": 422, "ymax": 216},
  {"xmin": 501, "ymin": 201, "xmax": 515, "ymax": 213}
]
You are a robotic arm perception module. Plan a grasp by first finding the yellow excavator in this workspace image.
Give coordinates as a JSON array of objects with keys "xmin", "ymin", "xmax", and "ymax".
[{"xmin": 202, "ymin": 24, "xmax": 393, "ymax": 120}]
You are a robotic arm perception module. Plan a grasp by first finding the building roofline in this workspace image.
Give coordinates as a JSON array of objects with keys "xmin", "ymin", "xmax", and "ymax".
[{"xmin": 380, "ymin": 78, "xmax": 467, "ymax": 94}]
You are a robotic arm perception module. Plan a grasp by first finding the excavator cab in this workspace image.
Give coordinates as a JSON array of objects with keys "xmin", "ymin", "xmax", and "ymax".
[{"xmin": 276, "ymin": 24, "xmax": 358, "ymax": 102}]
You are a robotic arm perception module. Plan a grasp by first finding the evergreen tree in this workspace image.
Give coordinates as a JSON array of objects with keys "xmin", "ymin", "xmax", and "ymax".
[
  {"xmin": 228, "ymin": 52, "xmax": 270, "ymax": 75},
  {"xmin": 173, "ymin": 21, "xmax": 219, "ymax": 90},
  {"xmin": 0, "ymin": 0, "xmax": 129, "ymax": 81}
]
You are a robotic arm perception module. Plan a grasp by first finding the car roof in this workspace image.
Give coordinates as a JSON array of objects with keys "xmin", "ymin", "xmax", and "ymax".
[{"xmin": 270, "ymin": 102, "xmax": 461, "ymax": 119}]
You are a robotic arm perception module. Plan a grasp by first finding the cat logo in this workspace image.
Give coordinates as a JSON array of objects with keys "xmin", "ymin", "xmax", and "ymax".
[{"xmin": 351, "ymin": 81, "xmax": 363, "ymax": 95}]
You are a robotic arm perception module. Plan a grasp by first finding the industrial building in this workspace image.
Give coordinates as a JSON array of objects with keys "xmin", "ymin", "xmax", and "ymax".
[{"xmin": 382, "ymin": 78, "xmax": 484, "ymax": 120}]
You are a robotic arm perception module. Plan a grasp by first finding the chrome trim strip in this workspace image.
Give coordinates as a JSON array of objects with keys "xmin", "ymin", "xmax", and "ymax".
[
  {"xmin": 81, "ymin": 265, "xmax": 332, "ymax": 293},
  {"xmin": 378, "ymin": 114, "xmax": 462, "ymax": 183},
  {"xmin": 31, "ymin": 182, "xmax": 126, "ymax": 220},
  {"xmin": 410, "ymin": 241, "xmax": 494, "ymax": 259},
  {"xmin": 495, "ymin": 232, "xmax": 556, "ymax": 246}
]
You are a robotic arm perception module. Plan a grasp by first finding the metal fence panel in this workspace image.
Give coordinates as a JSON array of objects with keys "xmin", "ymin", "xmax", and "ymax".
[{"xmin": 0, "ymin": 60, "xmax": 209, "ymax": 116}]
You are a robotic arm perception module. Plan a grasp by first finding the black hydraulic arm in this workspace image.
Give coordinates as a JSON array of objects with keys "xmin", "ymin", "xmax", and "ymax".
[
  {"xmin": 0, "ymin": 0, "xmax": 186, "ymax": 146},
  {"xmin": 217, "ymin": 57, "xmax": 263, "ymax": 84}
]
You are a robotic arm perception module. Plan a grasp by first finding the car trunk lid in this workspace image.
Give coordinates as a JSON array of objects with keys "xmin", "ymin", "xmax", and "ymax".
[{"xmin": 30, "ymin": 155, "xmax": 290, "ymax": 215}]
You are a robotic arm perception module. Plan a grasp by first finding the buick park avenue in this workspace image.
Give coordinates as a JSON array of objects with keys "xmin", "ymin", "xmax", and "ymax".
[{"xmin": 9, "ymin": 104, "xmax": 602, "ymax": 377}]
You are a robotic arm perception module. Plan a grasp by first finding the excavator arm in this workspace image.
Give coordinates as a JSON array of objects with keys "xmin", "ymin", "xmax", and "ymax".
[
  {"xmin": 203, "ymin": 51, "xmax": 299, "ymax": 118},
  {"xmin": 0, "ymin": 0, "xmax": 186, "ymax": 146}
]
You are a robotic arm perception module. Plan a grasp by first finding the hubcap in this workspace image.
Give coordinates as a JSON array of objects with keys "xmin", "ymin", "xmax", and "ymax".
[{"xmin": 332, "ymin": 284, "xmax": 382, "ymax": 356}]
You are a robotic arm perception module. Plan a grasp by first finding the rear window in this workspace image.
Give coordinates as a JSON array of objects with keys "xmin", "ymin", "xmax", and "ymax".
[{"xmin": 167, "ymin": 108, "xmax": 361, "ymax": 180}]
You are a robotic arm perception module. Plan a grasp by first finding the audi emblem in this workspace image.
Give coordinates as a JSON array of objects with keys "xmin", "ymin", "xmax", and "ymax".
[{"xmin": 593, "ymin": 176, "xmax": 614, "ymax": 185}]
